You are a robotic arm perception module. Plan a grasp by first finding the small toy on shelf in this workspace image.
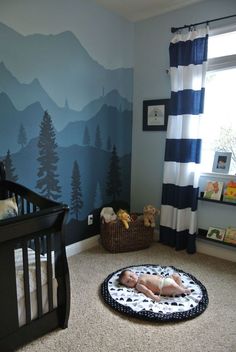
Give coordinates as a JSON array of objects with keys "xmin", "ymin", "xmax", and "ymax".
[
  {"xmin": 143, "ymin": 204, "xmax": 160, "ymax": 228},
  {"xmin": 117, "ymin": 209, "xmax": 132, "ymax": 229}
]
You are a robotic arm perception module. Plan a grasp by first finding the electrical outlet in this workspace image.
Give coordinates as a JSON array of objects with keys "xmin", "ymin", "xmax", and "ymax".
[{"xmin": 88, "ymin": 214, "xmax": 93, "ymax": 225}]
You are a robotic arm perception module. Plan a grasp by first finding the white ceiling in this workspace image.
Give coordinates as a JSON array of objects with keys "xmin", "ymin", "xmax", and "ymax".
[{"xmin": 94, "ymin": 0, "xmax": 206, "ymax": 22}]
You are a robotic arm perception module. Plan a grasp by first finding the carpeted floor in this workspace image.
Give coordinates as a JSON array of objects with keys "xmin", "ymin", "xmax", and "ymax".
[{"xmin": 18, "ymin": 241, "xmax": 236, "ymax": 352}]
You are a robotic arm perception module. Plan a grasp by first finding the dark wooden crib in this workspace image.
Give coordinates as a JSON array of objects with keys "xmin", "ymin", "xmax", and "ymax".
[{"xmin": 0, "ymin": 162, "xmax": 70, "ymax": 351}]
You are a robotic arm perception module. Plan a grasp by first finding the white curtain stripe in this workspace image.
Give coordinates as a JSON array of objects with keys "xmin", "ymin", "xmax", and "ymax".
[
  {"xmin": 170, "ymin": 63, "xmax": 208, "ymax": 92},
  {"xmin": 160, "ymin": 205, "xmax": 197, "ymax": 234},
  {"xmin": 163, "ymin": 162, "xmax": 201, "ymax": 188},
  {"xmin": 167, "ymin": 114, "xmax": 203, "ymax": 139},
  {"xmin": 171, "ymin": 27, "xmax": 209, "ymax": 43}
]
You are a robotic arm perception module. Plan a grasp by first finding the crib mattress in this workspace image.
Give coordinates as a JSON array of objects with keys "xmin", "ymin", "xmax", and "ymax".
[{"xmin": 15, "ymin": 248, "xmax": 57, "ymax": 327}]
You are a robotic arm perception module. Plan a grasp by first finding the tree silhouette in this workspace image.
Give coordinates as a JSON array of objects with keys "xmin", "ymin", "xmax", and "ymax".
[
  {"xmin": 106, "ymin": 145, "xmax": 122, "ymax": 201},
  {"xmin": 36, "ymin": 111, "xmax": 61, "ymax": 200},
  {"xmin": 94, "ymin": 181, "xmax": 103, "ymax": 209},
  {"xmin": 95, "ymin": 124, "xmax": 102, "ymax": 149},
  {"xmin": 83, "ymin": 126, "xmax": 90, "ymax": 146},
  {"xmin": 5, "ymin": 149, "xmax": 18, "ymax": 182},
  {"xmin": 70, "ymin": 160, "xmax": 83, "ymax": 220},
  {"xmin": 17, "ymin": 123, "xmax": 27, "ymax": 149}
]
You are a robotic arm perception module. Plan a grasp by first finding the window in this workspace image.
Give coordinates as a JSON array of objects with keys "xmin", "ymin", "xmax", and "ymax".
[{"xmin": 200, "ymin": 28, "xmax": 236, "ymax": 175}]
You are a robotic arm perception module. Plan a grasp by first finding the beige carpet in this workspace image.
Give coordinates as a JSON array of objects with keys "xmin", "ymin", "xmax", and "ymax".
[{"xmin": 18, "ymin": 241, "xmax": 236, "ymax": 352}]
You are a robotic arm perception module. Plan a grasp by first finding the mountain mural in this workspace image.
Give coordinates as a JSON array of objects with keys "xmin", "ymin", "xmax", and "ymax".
[
  {"xmin": 0, "ymin": 62, "xmax": 132, "ymax": 131},
  {"xmin": 0, "ymin": 92, "xmax": 43, "ymax": 154},
  {"xmin": 0, "ymin": 21, "xmax": 133, "ymax": 245},
  {"xmin": 0, "ymin": 90, "xmax": 132, "ymax": 155},
  {"xmin": 9, "ymin": 139, "xmax": 131, "ymax": 219},
  {"xmin": 0, "ymin": 22, "xmax": 133, "ymax": 112},
  {"xmin": 57, "ymin": 104, "xmax": 132, "ymax": 156}
]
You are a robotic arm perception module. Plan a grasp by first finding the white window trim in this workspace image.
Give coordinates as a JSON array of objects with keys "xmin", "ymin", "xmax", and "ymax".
[
  {"xmin": 201, "ymin": 27, "xmax": 236, "ymax": 177},
  {"xmin": 208, "ymin": 54, "xmax": 236, "ymax": 72},
  {"xmin": 209, "ymin": 24, "xmax": 236, "ymax": 36}
]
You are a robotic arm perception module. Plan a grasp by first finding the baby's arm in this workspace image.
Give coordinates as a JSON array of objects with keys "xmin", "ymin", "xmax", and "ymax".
[{"xmin": 136, "ymin": 283, "xmax": 160, "ymax": 302}]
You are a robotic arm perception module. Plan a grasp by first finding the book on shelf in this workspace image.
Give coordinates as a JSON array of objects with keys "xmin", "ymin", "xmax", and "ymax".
[
  {"xmin": 224, "ymin": 227, "xmax": 236, "ymax": 245},
  {"xmin": 203, "ymin": 181, "xmax": 224, "ymax": 201},
  {"xmin": 206, "ymin": 226, "xmax": 225, "ymax": 242},
  {"xmin": 223, "ymin": 180, "xmax": 236, "ymax": 203}
]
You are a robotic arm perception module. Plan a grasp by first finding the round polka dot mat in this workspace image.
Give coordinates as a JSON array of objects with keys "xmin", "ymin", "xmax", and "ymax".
[{"xmin": 101, "ymin": 264, "xmax": 208, "ymax": 322}]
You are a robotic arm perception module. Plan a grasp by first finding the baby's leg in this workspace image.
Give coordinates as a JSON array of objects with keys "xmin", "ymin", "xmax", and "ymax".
[{"xmin": 171, "ymin": 274, "xmax": 191, "ymax": 294}]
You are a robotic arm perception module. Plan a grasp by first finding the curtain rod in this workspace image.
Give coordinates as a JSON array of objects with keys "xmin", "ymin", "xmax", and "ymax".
[{"xmin": 171, "ymin": 13, "xmax": 236, "ymax": 33}]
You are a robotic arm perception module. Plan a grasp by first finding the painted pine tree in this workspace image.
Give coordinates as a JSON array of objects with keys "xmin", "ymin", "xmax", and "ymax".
[
  {"xmin": 71, "ymin": 160, "xmax": 83, "ymax": 220},
  {"xmin": 95, "ymin": 124, "xmax": 102, "ymax": 149},
  {"xmin": 17, "ymin": 123, "xmax": 27, "ymax": 149},
  {"xmin": 94, "ymin": 181, "xmax": 103, "ymax": 209},
  {"xmin": 106, "ymin": 145, "xmax": 122, "ymax": 201},
  {"xmin": 36, "ymin": 111, "xmax": 61, "ymax": 200},
  {"xmin": 5, "ymin": 149, "xmax": 18, "ymax": 182}
]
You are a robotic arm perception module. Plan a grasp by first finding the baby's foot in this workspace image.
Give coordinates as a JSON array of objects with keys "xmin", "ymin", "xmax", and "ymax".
[
  {"xmin": 184, "ymin": 288, "xmax": 191, "ymax": 295},
  {"xmin": 154, "ymin": 295, "xmax": 161, "ymax": 302}
]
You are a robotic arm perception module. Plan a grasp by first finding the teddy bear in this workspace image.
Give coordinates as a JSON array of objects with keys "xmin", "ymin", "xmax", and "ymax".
[
  {"xmin": 143, "ymin": 204, "xmax": 160, "ymax": 228},
  {"xmin": 117, "ymin": 209, "xmax": 132, "ymax": 229},
  {"xmin": 100, "ymin": 207, "xmax": 117, "ymax": 224}
]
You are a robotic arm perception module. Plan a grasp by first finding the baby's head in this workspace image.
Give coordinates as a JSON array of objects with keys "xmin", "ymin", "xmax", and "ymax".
[{"xmin": 119, "ymin": 270, "xmax": 138, "ymax": 288}]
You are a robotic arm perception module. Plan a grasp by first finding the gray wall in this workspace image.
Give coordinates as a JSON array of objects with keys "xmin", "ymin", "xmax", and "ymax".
[{"xmin": 131, "ymin": 0, "xmax": 236, "ymax": 223}]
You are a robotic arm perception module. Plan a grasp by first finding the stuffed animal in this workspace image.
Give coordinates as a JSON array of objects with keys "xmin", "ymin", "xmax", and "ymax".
[
  {"xmin": 100, "ymin": 207, "xmax": 117, "ymax": 224},
  {"xmin": 143, "ymin": 204, "xmax": 160, "ymax": 228},
  {"xmin": 117, "ymin": 209, "xmax": 131, "ymax": 229}
]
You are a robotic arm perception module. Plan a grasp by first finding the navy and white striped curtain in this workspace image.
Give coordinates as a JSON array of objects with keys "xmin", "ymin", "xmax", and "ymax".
[{"xmin": 160, "ymin": 27, "xmax": 208, "ymax": 254}]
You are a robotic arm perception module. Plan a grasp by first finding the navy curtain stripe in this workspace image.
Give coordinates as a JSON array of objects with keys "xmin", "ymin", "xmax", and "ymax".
[
  {"xmin": 170, "ymin": 89, "xmax": 205, "ymax": 115},
  {"xmin": 165, "ymin": 139, "xmax": 201, "ymax": 163},
  {"xmin": 169, "ymin": 37, "xmax": 208, "ymax": 67},
  {"xmin": 160, "ymin": 226, "xmax": 196, "ymax": 253},
  {"xmin": 161, "ymin": 184, "xmax": 198, "ymax": 210}
]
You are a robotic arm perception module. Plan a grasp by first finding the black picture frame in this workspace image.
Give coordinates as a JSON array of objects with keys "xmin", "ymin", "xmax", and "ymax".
[{"xmin": 143, "ymin": 99, "xmax": 169, "ymax": 131}]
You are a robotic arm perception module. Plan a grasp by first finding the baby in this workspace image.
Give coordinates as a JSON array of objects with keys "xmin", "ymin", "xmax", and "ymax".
[{"xmin": 119, "ymin": 270, "xmax": 191, "ymax": 302}]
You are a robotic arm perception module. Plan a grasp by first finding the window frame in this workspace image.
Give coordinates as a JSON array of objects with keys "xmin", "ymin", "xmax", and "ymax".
[{"xmin": 201, "ymin": 26, "xmax": 236, "ymax": 175}]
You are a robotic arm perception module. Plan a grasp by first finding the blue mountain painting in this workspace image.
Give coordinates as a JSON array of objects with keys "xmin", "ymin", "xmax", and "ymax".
[{"xmin": 0, "ymin": 22, "xmax": 133, "ymax": 244}]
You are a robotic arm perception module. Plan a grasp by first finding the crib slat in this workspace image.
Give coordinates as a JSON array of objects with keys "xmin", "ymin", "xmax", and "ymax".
[
  {"xmin": 27, "ymin": 201, "xmax": 30, "ymax": 214},
  {"xmin": 46, "ymin": 236, "xmax": 53, "ymax": 312},
  {"xmin": 21, "ymin": 196, "xmax": 25, "ymax": 215},
  {"xmin": 22, "ymin": 242, "xmax": 31, "ymax": 324},
  {"xmin": 35, "ymin": 238, "xmax": 43, "ymax": 318},
  {"xmin": 0, "ymin": 242, "xmax": 18, "ymax": 336}
]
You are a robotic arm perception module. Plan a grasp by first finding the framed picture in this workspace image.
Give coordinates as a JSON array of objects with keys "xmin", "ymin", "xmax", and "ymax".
[
  {"xmin": 206, "ymin": 226, "xmax": 225, "ymax": 242},
  {"xmin": 223, "ymin": 180, "xmax": 236, "ymax": 203},
  {"xmin": 203, "ymin": 181, "xmax": 224, "ymax": 201},
  {"xmin": 143, "ymin": 99, "xmax": 169, "ymax": 131},
  {"xmin": 212, "ymin": 151, "xmax": 232, "ymax": 174},
  {"xmin": 224, "ymin": 227, "xmax": 236, "ymax": 244}
]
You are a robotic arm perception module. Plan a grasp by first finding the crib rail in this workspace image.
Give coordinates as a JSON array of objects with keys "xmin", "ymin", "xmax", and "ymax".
[{"xmin": 0, "ymin": 165, "xmax": 70, "ymax": 351}]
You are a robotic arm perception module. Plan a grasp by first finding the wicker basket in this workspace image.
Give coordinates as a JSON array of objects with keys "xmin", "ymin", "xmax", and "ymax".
[{"xmin": 100, "ymin": 219, "xmax": 154, "ymax": 253}]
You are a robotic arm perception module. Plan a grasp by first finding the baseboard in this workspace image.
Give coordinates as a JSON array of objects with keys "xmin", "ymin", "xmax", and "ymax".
[
  {"xmin": 65, "ymin": 232, "xmax": 236, "ymax": 262},
  {"xmin": 66, "ymin": 235, "xmax": 99, "ymax": 257},
  {"xmin": 196, "ymin": 238, "xmax": 236, "ymax": 262}
]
